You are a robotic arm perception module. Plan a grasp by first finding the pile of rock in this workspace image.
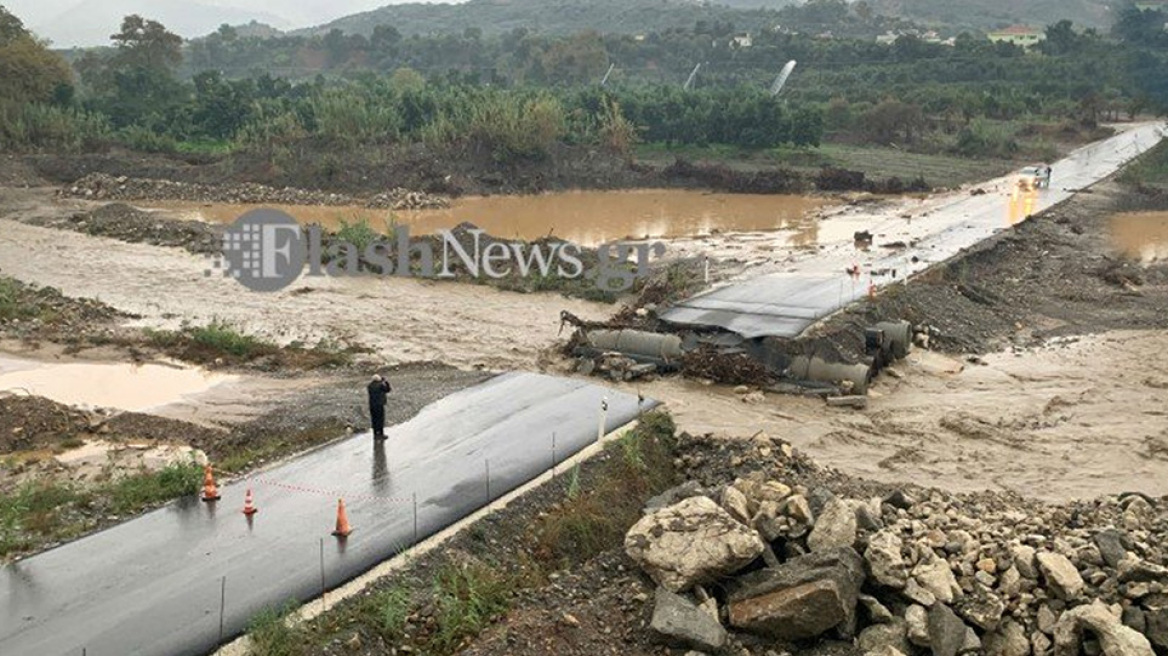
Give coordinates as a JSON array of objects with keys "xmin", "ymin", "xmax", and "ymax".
[
  {"xmin": 58, "ymin": 174, "xmax": 449, "ymax": 210},
  {"xmin": 576, "ymin": 353, "xmax": 660, "ymax": 382},
  {"xmin": 365, "ymin": 187, "xmax": 449, "ymax": 210},
  {"xmin": 624, "ymin": 447, "xmax": 1167, "ymax": 656}
]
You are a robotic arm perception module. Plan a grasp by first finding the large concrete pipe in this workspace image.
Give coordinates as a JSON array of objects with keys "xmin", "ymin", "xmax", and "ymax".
[
  {"xmin": 789, "ymin": 355, "xmax": 874, "ymax": 395},
  {"xmin": 874, "ymin": 321, "xmax": 913, "ymax": 359},
  {"xmin": 586, "ymin": 329, "xmax": 685, "ymax": 361}
]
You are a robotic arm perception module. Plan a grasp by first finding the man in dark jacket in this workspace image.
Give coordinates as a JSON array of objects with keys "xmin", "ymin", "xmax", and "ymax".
[{"xmin": 367, "ymin": 374, "xmax": 391, "ymax": 440}]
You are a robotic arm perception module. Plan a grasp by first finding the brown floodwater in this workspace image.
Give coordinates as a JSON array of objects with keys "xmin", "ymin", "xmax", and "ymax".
[
  {"xmin": 0, "ymin": 354, "xmax": 236, "ymax": 412},
  {"xmin": 158, "ymin": 189, "xmax": 833, "ymax": 247},
  {"xmin": 1110, "ymin": 211, "xmax": 1168, "ymax": 263}
]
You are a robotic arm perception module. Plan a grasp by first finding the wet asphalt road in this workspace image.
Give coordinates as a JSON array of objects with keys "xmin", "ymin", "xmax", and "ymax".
[
  {"xmin": 662, "ymin": 122, "xmax": 1168, "ymax": 339},
  {"xmin": 0, "ymin": 372, "xmax": 649, "ymax": 656}
]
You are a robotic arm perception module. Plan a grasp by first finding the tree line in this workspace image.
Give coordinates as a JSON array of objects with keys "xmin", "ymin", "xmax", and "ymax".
[{"xmin": 2, "ymin": 2, "xmax": 1166, "ymax": 160}]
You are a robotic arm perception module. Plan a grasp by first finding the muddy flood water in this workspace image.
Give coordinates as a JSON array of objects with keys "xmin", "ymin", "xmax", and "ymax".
[
  {"xmin": 0, "ymin": 355, "xmax": 236, "ymax": 412},
  {"xmin": 161, "ymin": 189, "xmax": 833, "ymax": 246},
  {"xmin": 1111, "ymin": 211, "xmax": 1168, "ymax": 263}
]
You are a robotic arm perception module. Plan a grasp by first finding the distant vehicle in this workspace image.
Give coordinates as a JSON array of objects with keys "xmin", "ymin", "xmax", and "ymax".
[{"xmin": 1017, "ymin": 165, "xmax": 1051, "ymax": 191}]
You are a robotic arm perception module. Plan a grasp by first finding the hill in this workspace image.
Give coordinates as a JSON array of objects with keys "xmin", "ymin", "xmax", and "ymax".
[
  {"xmin": 30, "ymin": 0, "xmax": 290, "ymax": 47},
  {"xmin": 866, "ymin": 0, "xmax": 1113, "ymax": 30},
  {"xmin": 299, "ymin": 0, "xmax": 799, "ymax": 38}
]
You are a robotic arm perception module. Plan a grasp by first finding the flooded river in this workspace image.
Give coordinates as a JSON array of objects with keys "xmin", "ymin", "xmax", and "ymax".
[
  {"xmin": 160, "ymin": 189, "xmax": 833, "ymax": 247},
  {"xmin": 0, "ymin": 355, "xmax": 236, "ymax": 412},
  {"xmin": 1110, "ymin": 211, "xmax": 1168, "ymax": 263}
]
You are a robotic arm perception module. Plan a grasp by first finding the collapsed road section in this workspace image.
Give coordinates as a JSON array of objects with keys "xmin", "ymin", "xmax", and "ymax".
[
  {"xmin": 661, "ymin": 122, "xmax": 1167, "ymax": 340},
  {"xmin": 0, "ymin": 372, "xmax": 649, "ymax": 656}
]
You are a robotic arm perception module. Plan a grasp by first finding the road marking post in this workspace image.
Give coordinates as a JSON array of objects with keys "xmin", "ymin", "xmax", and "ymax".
[
  {"xmin": 319, "ymin": 538, "xmax": 326, "ymax": 612},
  {"xmin": 218, "ymin": 576, "xmax": 226, "ymax": 643},
  {"xmin": 597, "ymin": 397, "xmax": 609, "ymax": 443},
  {"xmin": 412, "ymin": 492, "xmax": 419, "ymax": 544},
  {"xmin": 485, "ymin": 459, "xmax": 491, "ymax": 503},
  {"xmin": 551, "ymin": 432, "xmax": 557, "ymax": 479}
]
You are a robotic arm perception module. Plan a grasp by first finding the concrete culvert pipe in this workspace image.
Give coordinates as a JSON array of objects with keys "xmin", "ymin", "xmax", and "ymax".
[
  {"xmin": 875, "ymin": 321, "xmax": 913, "ymax": 359},
  {"xmin": 586, "ymin": 329, "xmax": 685, "ymax": 361},
  {"xmin": 790, "ymin": 356, "xmax": 873, "ymax": 395}
]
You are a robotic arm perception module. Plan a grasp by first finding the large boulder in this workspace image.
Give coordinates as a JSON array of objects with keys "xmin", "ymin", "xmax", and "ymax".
[
  {"xmin": 957, "ymin": 589, "xmax": 1006, "ymax": 631},
  {"xmin": 1116, "ymin": 556, "xmax": 1168, "ymax": 584},
  {"xmin": 727, "ymin": 547, "xmax": 865, "ymax": 640},
  {"xmin": 1144, "ymin": 605, "xmax": 1168, "ymax": 651},
  {"xmin": 1053, "ymin": 601, "xmax": 1155, "ymax": 656},
  {"xmin": 929, "ymin": 603, "xmax": 971, "ymax": 656},
  {"xmin": 915, "ymin": 550, "xmax": 963, "ymax": 604},
  {"xmin": 808, "ymin": 498, "xmax": 858, "ymax": 552},
  {"xmin": 1037, "ymin": 552, "xmax": 1085, "ymax": 601},
  {"xmin": 867, "ymin": 530, "xmax": 910, "ymax": 589},
  {"xmin": 626, "ymin": 496, "xmax": 766, "ymax": 592},
  {"xmin": 1093, "ymin": 530, "xmax": 1129, "ymax": 570},
  {"xmin": 649, "ymin": 587, "xmax": 728, "ymax": 652},
  {"xmin": 859, "ymin": 619, "xmax": 912, "ymax": 655},
  {"xmin": 984, "ymin": 618, "xmax": 1031, "ymax": 656}
]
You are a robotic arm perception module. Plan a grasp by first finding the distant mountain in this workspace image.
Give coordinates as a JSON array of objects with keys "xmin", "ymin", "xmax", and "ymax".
[
  {"xmin": 300, "ymin": 0, "xmax": 800, "ymax": 38},
  {"xmin": 31, "ymin": 0, "xmax": 292, "ymax": 47},
  {"xmin": 865, "ymin": 0, "xmax": 1114, "ymax": 31}
]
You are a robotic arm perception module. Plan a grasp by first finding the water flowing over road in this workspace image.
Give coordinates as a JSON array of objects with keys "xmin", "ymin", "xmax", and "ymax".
[{"xmin": 661, "ymin": 122, "xmax": 1168, "ymax": 338}]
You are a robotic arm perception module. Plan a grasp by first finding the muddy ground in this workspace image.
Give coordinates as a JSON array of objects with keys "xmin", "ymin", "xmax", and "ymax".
[
  {"xmin": 1, "ymin": 145, "xmax": 1167, "ymax": 654},
  {"xmin": 617, "ymin": 181, "xmax": 1168, "ymax": 503},
  {"xmin": 6, "ymin": 141, "xmax": 927, "ymax": 200}
]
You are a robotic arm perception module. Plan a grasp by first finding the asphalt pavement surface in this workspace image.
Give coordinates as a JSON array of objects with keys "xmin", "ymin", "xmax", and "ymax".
[{"xmin": 0, "ymin": 372, "xmax": 649, "ymax": 656}]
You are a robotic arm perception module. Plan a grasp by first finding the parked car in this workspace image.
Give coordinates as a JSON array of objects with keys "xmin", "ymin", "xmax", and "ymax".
[{"xmin": 1017, "ymin": 165, "xmax": 1051, "ymax": 191}]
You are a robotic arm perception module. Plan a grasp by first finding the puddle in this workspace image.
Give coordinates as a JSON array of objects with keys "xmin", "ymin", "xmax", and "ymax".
[
  {"xmin": 0, "ymin": 355, "xmax": 236, "ymax": 412},
  {"xmin": 1110, "ymin": 211, "xmax": 1168, "ymax": 263},
  {"xmin": 157, "ymin": 189, "xmax": 833, "ymax": 247}
]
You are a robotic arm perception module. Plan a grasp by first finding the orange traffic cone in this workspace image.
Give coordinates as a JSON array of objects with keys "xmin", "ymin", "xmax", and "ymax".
[
  {"xmin": 331, "ymin": 498, "xmax": 353, "ymax": 537},
  {"xmin": 242, "ymin": 488, "xmax": 257, "ymax": 516},
  {"xmin": 201, "ymin": 464, "xmax": 221, "ymax": 502}
]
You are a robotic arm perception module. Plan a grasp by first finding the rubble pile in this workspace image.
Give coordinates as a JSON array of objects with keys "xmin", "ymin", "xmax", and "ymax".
[
  {"xmin": 680, "ymin": 347, "xmax": 773, "ymax": 387},
  {"xmin": 626, "ymin": 438, "xmax": 1168, "ymax": 656},
  {"xmin": 365, "ymin": 187, "xmax": 450, "ymax": 210},
  {"xmin": 59, "ymin": 174, "xmax": 449, "ymax": 210}
]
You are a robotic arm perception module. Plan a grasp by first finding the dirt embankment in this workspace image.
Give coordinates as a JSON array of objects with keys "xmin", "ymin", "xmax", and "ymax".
[{"xmin": 11, "ymin": 142, "xmax": 930, "ymax": 200}]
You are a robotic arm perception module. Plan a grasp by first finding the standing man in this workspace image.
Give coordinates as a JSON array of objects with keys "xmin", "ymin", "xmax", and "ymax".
[{"xmin": 367, "ymin": 374, "xmax": 391, "ymax": 441}]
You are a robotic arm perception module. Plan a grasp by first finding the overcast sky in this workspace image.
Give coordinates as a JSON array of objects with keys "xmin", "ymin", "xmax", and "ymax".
[{"xmin": 5, "ymin": 0, "xmax": 438, "ymax": 46}]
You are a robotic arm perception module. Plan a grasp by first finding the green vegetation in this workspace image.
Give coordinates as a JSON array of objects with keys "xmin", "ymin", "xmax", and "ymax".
[
  {"xmin": 108, "ymin": 461, "xmax": 205, "ymax": 515},
  {"xmin": 429, "ymin": 561, "xmax": 515, "ymax": 651},
  {"xmin": 0, "ymin": 460, "xmax": 203, "ymax": 559},
  {"xmin": 3, "ymin": 3, "xmax": 1166, "ymax": 181},
  {"xmin": 0, "ymin": 278, "xmax": 36, "ymax": 321},
  {"xmin": 144, "ymin": 320, "xmax": 355, "ymax": 369},
  {"xmin": 1121, "ymin": 139, "xmax": 1168, "ymax": 189},
  {"xmin": 246, "ymin": 603, "xmax": 304, "ymax": 656},
  {"xmin": 533, "ymin": 411, "xmax": 677, "ymax": 567},
  {"xmin": 188, "ymin": 320, "xmax": 271, "ymax": 358}
]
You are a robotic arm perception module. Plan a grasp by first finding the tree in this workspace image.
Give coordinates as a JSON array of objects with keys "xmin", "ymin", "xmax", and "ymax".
[
  {"xmin": 860, "ymin": 99, "xmax": 925, "ymax": 144},
  {"xmin": 0, "ymin": 6, "xmax": 73, "ymax": 104},
  {"xmin": 110, "ymin": 15, "xmax": 183, "ymax": 72},
  {"xmin": 1041, "ymin": 20, "xmax": 1082, "ymax": 56},
  {"xmin": 191, "ymin": 70, "xmax": 254, "ymax": 139}
]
